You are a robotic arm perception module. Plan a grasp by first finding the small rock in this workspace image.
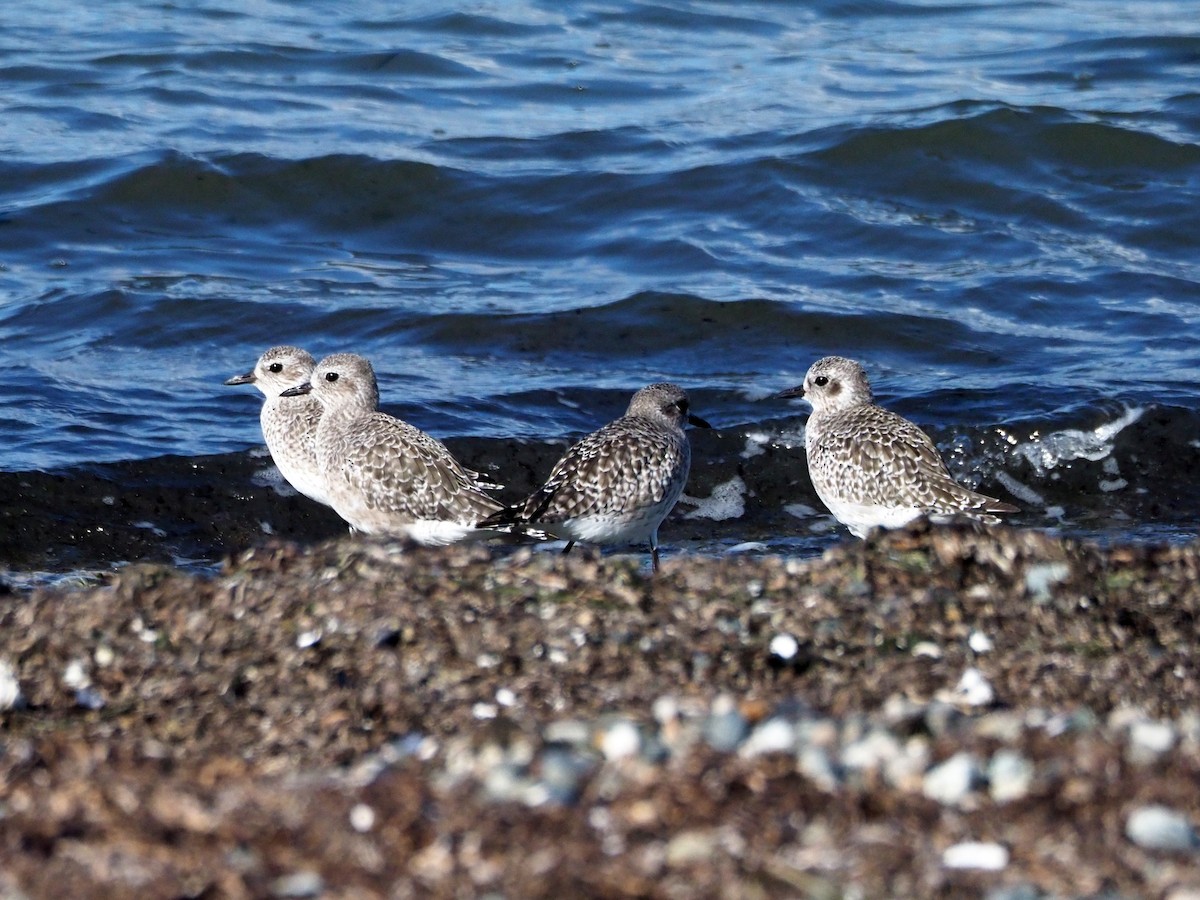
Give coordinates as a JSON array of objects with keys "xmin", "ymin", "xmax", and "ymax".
[
  {"xmin": 295, "ymin": 630, "xmax": 321, "ymax": 649},
  {"xmin": 0, "ymin": 659, "xmax": 22, "ymax": 711},
  {"xmin": 740, "ymin": 717, "xmax": 796, "ymax": 757},
  {"xmin": 539, "ymin": 746, "xmax": 593, "ymax": 804},
  {"xmin": 1024, "ymin": 561, "xmax": 1070, "ymax": 602},
  {"xmin": 1127, "ymin": 720, "xmax": 1176, "ymax": 764},
  {"xmin": 952, "ymin": 668, "xmax": 995, "ymax": 707},
  {"xmin": 883, "ymin": 736, "xmax": 931, "ymax": 792},
  {"xmin": 911, "ymin": 641, "xmax": 943, "ymax": 660},
  {"xmin": 923, "ymin": 752, "xmax": 983, "ymax": 807},
  {"xmin": 798, "ymin": 745, "xmax": 840, "ymax": 792},
  {"xmin": 988, "ymin": 750, "xmax": 1034, "ymax": 804},
  {"xmin": 703, "ymin": 696, "xmax": 748, "ymax": 752},
  {"xmin": 881, "ymin": 694, "xmax": 927, "ymax": 731},
  {"xmin": 270, "ymin": 870, "xmax": 324, "ymax": 898},
  {"xmin": 349, "ymin": 803, "xmax": 375, "ymax": 833},
  {"xmin": 968, "ymin": 630, "xmax": 994, "ymax": 654},
  {"xmin": 482, "ymin": 763, "xmax": 524, "ymax": 804},
  {"xmin": 651, "ymin": 695, "xmax": 679, "ymax": 725},
  {"xmin": 599, "ymin": 720, "xmax": 641, "ymax": 760},
  {"xmin": 62, "ymin": 659, "xmax": 89, "ymax": 690},
  {"xmin": 841, "ymin": 729, "xmax": 902, "ymax": 776},
  {"xmin": 985, "ymin": 885, "xmax": 1043, "ymax": 900},
  {"xmin": 924, "ymin": 701, "xmax": 964, "ymax": 738},
  {"xmin": 74, "ymin": 686, "xmax": 106, "ymax": 711},
  {"xmin": 942, "ymin": 841, "xmax": 1009, "ymax": 871},
  {"xmin": 973, "ymin": 711, "xmax": 1025, "ymax": 743},
  {"xmin": 472, "ymin": 702, "xmax": 498, "ymax": 720},
  {"xmin": 1126, "ymin": 805, "xmax": 1198, "ymax": 852},
  {"xmin": 543, "ymin": 719, "xmax": 590, "ymax": 747},
  {"xmin": 666, "ymin": 829, "xmax": 718, "ymax": 867},
  {"xmin": 768, "ymin": 633, "xmax": 799, "ymax": 661}
]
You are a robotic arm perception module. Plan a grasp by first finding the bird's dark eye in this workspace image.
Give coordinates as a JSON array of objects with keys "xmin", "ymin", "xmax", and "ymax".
[
  {"xmin": 675, "ymin": 399, "xmax": 689, "ymax": 414},
  {"xmin": 814, "ymin": 375, "xmax": 829, "ymax": 387},
  {"xmin": 268, "ymin": 363, "xmax": 283, "ymax": 373},
  {"xmin": 325, "ymin": 372, "xmax": 339, "ymax": 383}
]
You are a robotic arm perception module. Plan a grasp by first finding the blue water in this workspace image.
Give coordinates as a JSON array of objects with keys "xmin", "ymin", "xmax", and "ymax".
[{"xmin": 2, "ymin": 0, "xmax": 1199, "ymax": 543}]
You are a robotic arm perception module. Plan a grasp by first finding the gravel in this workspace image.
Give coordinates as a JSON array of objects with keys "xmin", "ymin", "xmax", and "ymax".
[{"xmin": 2, "ymin": 522, "xmax": 1200, "ymax": 897}]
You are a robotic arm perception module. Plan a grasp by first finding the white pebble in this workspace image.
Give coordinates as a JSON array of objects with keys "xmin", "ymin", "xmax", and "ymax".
[
  {"xmin": 471, "ymin": 702, "xmax": 498, "ymax": 720},
  {"xmin": 967, "ymin": 630, "xmax": 993, "ymax": 654},
  {"xmin": 296, "ymin": 630, "xmax": 321, "ymax": 649},
  {"xmin": 740, "ymin": 718, "xmax": 796, "ymax": 757},
  {"xmin": 798, "ymin": 746, "xmax": 839, "ymax": 792},
  {"xmin": 1128, "ymin": 720, "xmax": 1176, "ymax": 762},
  {"xmin": 841, "ymin": 729, "xmax": 901, "ymax": 774},
  {"xmin": 942, "ymin": 841, "xmax": 1009, "ymax": 870},
  {"xmin": 1024, "ymin": 561, "xmax": 1070, "ymax": 601},
  {"xmin": 769, "ymin": 633, "xmax": 799, "ymax": 661},
  {"xmin": 923, "ymin": 752, "xmax": 983, "ymax": 807},
  {"xmin": 600, "ymin": 720, "xmax": 641, "ymax": 760},
  {"xmin": 911, "ymin": 641, "xmax": 942, "ymax": 659},
  {"xmin": 495, "ymin": 687, "xmax": 516, "ymax": 707},
  {"xmin": 63, "ymin": 659, "xmax": 89, "ymax": 689},
  {"xmin": 988, "ymin": 750, "xmax": 1034, "ymax": 803},
  {"xmin": 954, "ymin": 668, "xmax": 995, "ymax": 707},
  {"xmin": 0, "ymin": 658, "xmax": 22, "ymax": 711},
  {"xmin": 270, "ymin": 870, "xmax": 324, "ymax": 898},
  {"xmin": 349, "ymin": 803, "xmax": 375, "ymax": 833},
  {"xmin": 652, "ymin": 695, "xmax": 679, "ymax": 725},
  {"xmin": 1126, "ymin": 805, "xmax": 1198, "ymax": 852}
]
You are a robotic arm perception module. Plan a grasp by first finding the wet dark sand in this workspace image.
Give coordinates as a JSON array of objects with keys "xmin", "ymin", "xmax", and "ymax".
[
  {"xmin": 2, "ymin": 423, "xmax": 1200, "ymax": 897},
  {"xmin": 4, "ymin": 408, "xmax": 1199, "ymax": 582}
]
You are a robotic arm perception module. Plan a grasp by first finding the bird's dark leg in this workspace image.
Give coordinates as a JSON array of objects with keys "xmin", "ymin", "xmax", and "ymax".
[{"xmin": 562, "ymin": 540, "xmax": 576, "ymax": 555}]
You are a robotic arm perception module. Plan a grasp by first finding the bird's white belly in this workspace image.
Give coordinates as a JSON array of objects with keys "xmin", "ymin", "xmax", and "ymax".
[
  {"xmin": 820, "ymin": 495, "xmax": 924, "ymax": 539},
  {"xmin": 554, "ymin": 498, "xmax": 675, "ymax": 546}
]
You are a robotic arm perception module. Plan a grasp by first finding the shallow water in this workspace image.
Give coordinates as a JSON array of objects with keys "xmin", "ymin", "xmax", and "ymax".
[{"xmin": 2, "ymin": 1, "xmax": 1199, "ymax": 553}]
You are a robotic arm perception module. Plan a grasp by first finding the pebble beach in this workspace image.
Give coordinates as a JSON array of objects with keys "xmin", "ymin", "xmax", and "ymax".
[{"xmin": 3, "ymin": 522, "xmax": 1200, "ymax": 898}]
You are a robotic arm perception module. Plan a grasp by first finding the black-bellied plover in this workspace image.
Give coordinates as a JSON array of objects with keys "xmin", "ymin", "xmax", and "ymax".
[
  {"xmin": 479, "ymin": 382, "xmax": 711, "ymax": 572},
  {"xmin": 225, "ymin": 346, "xmax": 329, "ymax": 506},
  {"xmin": 280, "ymin": 352, "xmax": 505, "ymax": 545},
  {"xmin": 777, "ymin": 356, "xmax": 1017, "ymax": 538}
]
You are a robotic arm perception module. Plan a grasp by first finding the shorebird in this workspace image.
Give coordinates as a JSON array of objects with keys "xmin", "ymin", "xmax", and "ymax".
[
  {"xmin": 479, "ymin": 382, "xmax": 711, "ymax": 572},
  {"xmin": 281, "ymin": 352, "xmax": 504, "ymax": 545},
  {"xmin": 225, "ymin": 346, "xmax": 329, "ymax": 506},
  {"xmin": 777, "ymin": 356, "xmax": 1017, "ymax": 538}
]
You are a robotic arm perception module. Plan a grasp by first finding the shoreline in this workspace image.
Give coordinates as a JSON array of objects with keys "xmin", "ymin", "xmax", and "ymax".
[
  {"xmin": 3, "ymin": 411, "xmax": 1198, "ymax": 587},
  {"xmin": 2, "ymin": 525, "xmax": 1200, "ymax": 896}
]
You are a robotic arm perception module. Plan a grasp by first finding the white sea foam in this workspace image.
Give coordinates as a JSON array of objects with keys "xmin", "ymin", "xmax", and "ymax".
[
  {"xmin": 1013, "ymin": 406, "xmax": 1144, "ymax": 476},
  {"xmin": 683, "ymin": 476, "xmax": 746, "ymax": 521},
  {"xmin": 994, "ymin": 471, "xmax": 1044, "ymax": 506}
]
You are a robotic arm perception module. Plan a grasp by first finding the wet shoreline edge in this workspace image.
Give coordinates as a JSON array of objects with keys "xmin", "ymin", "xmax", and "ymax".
[{"xmin": 4, "ymin": 408, "xmax": 1199, "ymax": 585}]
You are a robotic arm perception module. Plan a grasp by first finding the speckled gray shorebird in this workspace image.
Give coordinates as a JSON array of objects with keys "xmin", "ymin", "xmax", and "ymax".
[
  {"xmin": 479, "ymin": 382, "xmax": 711, "ymax": 572},
  {"xmin": 280, "ymin": 353, "xmax": 504, "ymax": 545},
  {"xmin": 777, "ymin": 356, "xmax": 1017, "ymax": 538},
  {"xmin": 225, "ymin": 345, "xmax": 330, "ymax": 507}
]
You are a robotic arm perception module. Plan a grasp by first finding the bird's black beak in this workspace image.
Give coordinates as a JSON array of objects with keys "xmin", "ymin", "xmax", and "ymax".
[
  {"xmin": 279, "ymin": 383, "xmax": 313, "ymax": 397},
  {"xmin": 774, "ymin": 385, "xmax": 805, "ymax": 400},
  {"xmin": 224, "ymin": 371, "xmax": 255, "ymax": 386},
  {"xmin": 687, "ymin": 413, "xmax": 713, "ymax": 429}
]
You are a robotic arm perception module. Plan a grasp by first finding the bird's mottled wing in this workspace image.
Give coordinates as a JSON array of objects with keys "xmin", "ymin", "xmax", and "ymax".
[
  {"xmin": 339, "ymin": 414, "xmax": 502, "ymax": 523},
  {"xmin": 814, "ymin": 405, "xmax": 1012, "ymax": 515},
  {"xmin": 519, "ymin": 417, "xmax": 684, "ymax": 525}
]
